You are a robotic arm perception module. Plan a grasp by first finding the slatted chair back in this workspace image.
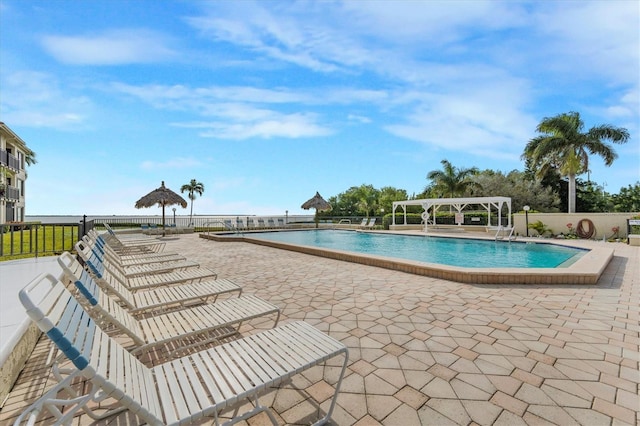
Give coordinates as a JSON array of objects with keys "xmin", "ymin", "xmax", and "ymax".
[
  {"xmin": 76, "ymin": 240, "xmax": 135, "ymax": 278},
  {"xmin": 68, "ymin": 274, "xmax": 146, "ymax": 346},
  {"xmin": 84, "ymin": 234, "xmax": 137, "ymax": 263},
  {"xmin": 79, "ymin": 248, "xmax": 131, "ymax": 289},
  {"xmin": 19, "ymin": 274, "xmax": 165, "ymax": 425},
  {"xmin": 59, "ymin": 251, "xmax": 138, "ymax": 311}
]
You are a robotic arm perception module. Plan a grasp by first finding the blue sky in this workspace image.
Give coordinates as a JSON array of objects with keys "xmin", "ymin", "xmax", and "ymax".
[{"xmin": 1, "ymin": 0, "xmax": 638, "ymax": 216}]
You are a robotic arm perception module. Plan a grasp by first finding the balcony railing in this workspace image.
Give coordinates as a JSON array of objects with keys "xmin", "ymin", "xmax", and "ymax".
[
  {"xmin": 0, "ymin": 185, "xmax": 20, "ymax": 200},
  {"xmin": 0, "ymin": 149, "xmax": 21, "ymax": 171}
]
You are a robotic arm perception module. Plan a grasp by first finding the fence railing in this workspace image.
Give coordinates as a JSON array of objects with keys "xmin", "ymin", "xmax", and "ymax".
[{"xmin": 0, "ymin": 222, "xmax": 86, "ymax": 259}]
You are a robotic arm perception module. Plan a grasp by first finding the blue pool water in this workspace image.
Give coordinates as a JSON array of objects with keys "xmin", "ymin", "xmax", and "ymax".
[{"xmin": 248, "ymin": 230, "xmax": 586, "ymax": 268}]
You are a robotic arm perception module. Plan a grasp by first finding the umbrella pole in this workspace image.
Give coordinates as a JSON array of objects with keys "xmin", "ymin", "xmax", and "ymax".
[{"xmin": 162, "ymin": 205, "xmax": 166, "ymax": 237}]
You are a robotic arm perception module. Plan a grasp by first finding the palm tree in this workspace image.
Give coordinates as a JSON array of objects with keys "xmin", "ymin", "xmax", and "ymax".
[
  {"xmin": 426, "ymin": 159, "xmax": 479, "ymax": 198},
  {"xmin": 25, "ymin": 148, "xmax": 37, "ymax": 166},
  {"xmin": 522, "ymin": 112, "xmax": 629, "ymax": 213},
  {"xmin": 180, "ymin": 179, "xmax": 205, "ymax": 226}
]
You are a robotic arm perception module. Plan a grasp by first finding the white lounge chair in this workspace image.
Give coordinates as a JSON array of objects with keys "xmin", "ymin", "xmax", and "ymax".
[
  {"xmin": 55, "ymin": 272, "xmax": 281, "ymax": 358},
  {"xmin": 58, "ymin": 252, "xmax": 242, "ymax": 316},
  {"xmin": 102, "ymin": 223, "xmax": 162, "ymax": 245},
  {"xmin": 365, "ymin": 218, "xmax": 376, "ymax": 229},
  {"xmin": 359, "ymin": 218, "xmax": 368, "ymax": 228},
  {"xmin": 76, "ymin": 240, "xmax": 199, "ymax": 277},
  {"xmin": 74, "ymin": 241, "xmax": 200, "ymax": 278},
  {"xmin": 83, "ymin": 234, "xmax": 186, "ymax": 266},
  {"xmin": 88, "ymin": 229, "xmax": 165, "ymax": 255},
  {"xmin": 17, "ymin": 273, "xmax": 348, "ymax": 426},
  {"xmin": 79, "ymin": 248, "xmax": 218, "ymax": 292}
]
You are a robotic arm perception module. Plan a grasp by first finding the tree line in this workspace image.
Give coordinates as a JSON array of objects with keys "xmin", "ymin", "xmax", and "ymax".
[{"xmin": 321, "ymin": 111, "xmax": 636, "ymax": 218}]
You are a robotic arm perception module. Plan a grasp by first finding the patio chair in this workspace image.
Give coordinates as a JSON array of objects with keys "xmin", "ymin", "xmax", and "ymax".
[
  {"xmin": 59, "ymin": 252, "xmax": 242, "ymax": 316},
  {"xmin": 81, "ymin": 253, "xmax": 218, "ymax": 292},
  {"xmin": 359, "ymin": 218, "xmax": 368, "ymax": 228},
  {"xmin": 76, "ymin": 240, "xmax": 199, "ymax": 277},
  {"xmin": 17, "ymin": 274, "xmax": 348, "ymax": 426},
  {"xmin": 103, "ymin": 223, "xmax": 158, "ymax": 243},
  {"xmin": 83, "ymin": 234, "xmax": 186, "ymax": 266},
  {"xmin": 88, "ymin": 229, "xmax": 165, "ymax": 255},
  {"xmin": 77, "ymin": 245, "xmax": 218, "ymax": 292},
  {"xmin": 365, "ymin": 218, "xmax": 376, "ymax": 229},
  {"xmin": 55, "ymin": 271, "xmax": 281, "ymax": 358}
]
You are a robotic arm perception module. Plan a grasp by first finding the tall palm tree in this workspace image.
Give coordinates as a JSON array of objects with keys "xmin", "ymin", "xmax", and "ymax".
[
  {"xmin": 426, "ymin": 159, "xmax": 479, "ymax": 198},
  {"xmin": 180, "ymin": 179, "xmax": 205, "ymax": 226},
  {"xmin": 522, "ymin": 112, "xmax": 629, "ymax": 213}
]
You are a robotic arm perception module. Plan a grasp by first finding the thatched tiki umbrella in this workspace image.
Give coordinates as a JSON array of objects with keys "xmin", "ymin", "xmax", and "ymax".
[
  {"xmin": 135, "ymin": 181, "xmax": 187, "ymax": 236},
  {"xmin": 301, "ymin": 191, "xmax": 332, "ymax": 228}
]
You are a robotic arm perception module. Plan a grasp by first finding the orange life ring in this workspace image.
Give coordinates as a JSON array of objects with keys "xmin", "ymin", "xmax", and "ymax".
[{"xmin": 576, "ymin": 218, "xmax": 595, "ymax": 239}]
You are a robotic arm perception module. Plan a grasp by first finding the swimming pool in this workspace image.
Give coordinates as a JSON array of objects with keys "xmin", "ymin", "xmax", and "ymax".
[
  {"xmin": 202, "ymin": 229, "xmax": 613, "ymax": 284},
  {"xmin": 244, "ymin": 230, "xmax": 585, "ymax": 268}
]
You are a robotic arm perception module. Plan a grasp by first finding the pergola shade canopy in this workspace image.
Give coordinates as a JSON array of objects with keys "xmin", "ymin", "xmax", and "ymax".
[{"xmin": 392, "ymin": 196, "xmax": 512, "ymax": 232}]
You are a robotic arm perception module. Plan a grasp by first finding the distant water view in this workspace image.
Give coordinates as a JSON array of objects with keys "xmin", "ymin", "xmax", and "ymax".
[{"xmin": 25, "ymin": 214, "xmax": 314, "ymax": 226}]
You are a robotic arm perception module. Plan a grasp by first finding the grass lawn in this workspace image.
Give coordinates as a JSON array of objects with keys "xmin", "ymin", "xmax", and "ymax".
[{"xmin": 0, "ymin": 224, "xmax": 79, "ymax": 260}]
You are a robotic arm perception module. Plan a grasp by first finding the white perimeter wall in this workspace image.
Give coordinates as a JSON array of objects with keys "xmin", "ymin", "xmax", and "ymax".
[{"xmin": 513, "ymin": 212, "xmax": 638, "ymax": 239}]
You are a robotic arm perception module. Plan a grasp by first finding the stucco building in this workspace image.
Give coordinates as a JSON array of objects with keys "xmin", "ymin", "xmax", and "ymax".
[{"xmin": 0, "ymin": 122, "xmax": 34, "ymax": 223}]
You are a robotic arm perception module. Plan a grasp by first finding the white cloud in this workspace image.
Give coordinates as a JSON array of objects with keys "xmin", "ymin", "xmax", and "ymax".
[
  {"xmin": 41, "ymin": 29, "xmax": 177, "ymax": 65},
  {"xmin": 532, "ymin": 1, "xmax": 639, "ymax": 86},
  {"xmin": 190, "ymin": 112, "xmax": 332, "ymax": 140},
  {"xmin": 110, "ymin": 83, "xmax": 340, "ymax": 140},
  {"xmin": 348, "ymin": 114, "xmax": 371, "ymax": 124},
  {"xmin": 0, "ymin": 71, "xmax": 93, "ymax": 129},
  {"xmin": 385, "ymin": 85, "xmax": 537, "ymax": 161}
]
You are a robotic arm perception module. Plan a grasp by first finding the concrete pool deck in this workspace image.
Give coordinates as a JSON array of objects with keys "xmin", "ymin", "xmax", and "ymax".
[{"xmin": 0, "ymin": 232, "xmax": 638, "ymax": 425}]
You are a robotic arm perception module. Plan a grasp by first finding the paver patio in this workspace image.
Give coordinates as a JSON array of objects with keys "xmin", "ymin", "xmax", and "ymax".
[{"xmin": 1, "ymin": 233, "xmax": 638, "ymax": 425}]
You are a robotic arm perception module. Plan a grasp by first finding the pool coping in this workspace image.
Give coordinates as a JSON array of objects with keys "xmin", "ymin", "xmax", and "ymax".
[{"xmin": 199, "ymin": 230, "xmax": 613, "ymax": 285}]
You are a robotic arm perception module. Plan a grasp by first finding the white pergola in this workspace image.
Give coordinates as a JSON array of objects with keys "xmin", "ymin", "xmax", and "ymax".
[{"xmin": 392, "ymin": 196, "xmax": 512, "ymax": 232}]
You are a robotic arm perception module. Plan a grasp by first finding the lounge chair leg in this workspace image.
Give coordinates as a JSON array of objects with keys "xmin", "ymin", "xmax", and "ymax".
[
  {"xmin": 13, "ymin": 371, "xmax": 93, "ymax": 426},
  {"xmin": 216, "ymin": 396, "xmax": 278, "ymax": 426},
  {"xmin": 313, "ymin": 348, "xmax": 349, "ymax": 425}
]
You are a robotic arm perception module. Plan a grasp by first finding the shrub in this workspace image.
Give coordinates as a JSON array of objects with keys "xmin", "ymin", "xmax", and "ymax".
[{"xmin": 528, "ymin": 220, "xmax": 552, "ymax": 237}]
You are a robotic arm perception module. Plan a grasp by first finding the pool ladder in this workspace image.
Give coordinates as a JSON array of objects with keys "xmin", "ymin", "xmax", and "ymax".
[
  {"xmin": 203, "ymin": 220, "xmax": 243, "ymax": 236},
  {"xmin": 494, "ymin": 226, "xmax": 516, "ymax": 241}
]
